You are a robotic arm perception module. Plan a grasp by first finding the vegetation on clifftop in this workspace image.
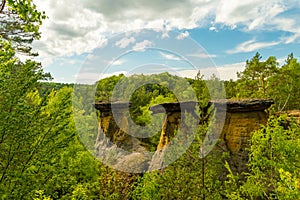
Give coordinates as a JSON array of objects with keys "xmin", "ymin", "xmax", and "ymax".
[{"xmin": 0, "ymin": 1, "xmax": 300, "ymax": 199}]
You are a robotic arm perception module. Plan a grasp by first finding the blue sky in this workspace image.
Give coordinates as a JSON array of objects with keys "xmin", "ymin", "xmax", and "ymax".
[{"xmin": 32, "ymin": 0, "xmax": 300, "ymax": 83}]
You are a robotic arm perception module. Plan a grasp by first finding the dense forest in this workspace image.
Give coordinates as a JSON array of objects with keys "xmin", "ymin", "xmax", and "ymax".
[{"xmin": 1, "ymin": 1, "xmax": 300, "ymax": 199}]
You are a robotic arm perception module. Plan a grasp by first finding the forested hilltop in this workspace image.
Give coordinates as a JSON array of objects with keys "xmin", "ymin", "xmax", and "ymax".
[
  {"xmin": 1, "ymin": 1, "xmax": 300, "ymax": 199},
  {"xmin": 2, "ymin": 48, "xmax": 300, "ymax": 199},
  {"xmin": 95, "ymin": 52, "xmax": 300, "ymax": 113}
]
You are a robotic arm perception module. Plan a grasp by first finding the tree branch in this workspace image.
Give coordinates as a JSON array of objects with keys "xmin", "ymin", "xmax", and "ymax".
[{"xmin": 0, "ymin": 0, "xmax": 5, "ymax": 13}]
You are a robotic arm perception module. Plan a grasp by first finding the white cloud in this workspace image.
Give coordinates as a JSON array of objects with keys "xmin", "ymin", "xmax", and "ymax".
[
  {"xmin": 115, "ymin": 37, "xmax": 136, "ymax": 48},
  {"xmin": 132, "ymin": 40, "xmax": 153, "ymax": 51},
  {"xmin": 188, "ymin": 52, "xmax": 217, "ymax": 59},
  {"xmin": 281, "ymin": 34, "xmax": 300, "ymax": 44},
  {"xmin": 179, "ymin": 62, "xmax": 245, "ymax": 80},
  {"xmin": 247, "ymin": 3, "xmax": 285, "ymax": 30},
  {"xmin": 32, "ymin": 0, "xmax": 300, "ymax": 68},
  {"xmin": 214, "ymin": 0, "xmax": 300, "ymax": 44},
  {"xmin": 87, "ymin": 54, "xmax": 95, "ymax": 60},
  {"xmin": 227, "ymin": 39, "xmax": 280, "ymax": 54},
  {"xmin": 160, "ymin": 52, "xmax": 182, "ymax": 61},
  {"xmin": 32, "ymin": 3, "xmax": 108, "ymax": 66},
  {"xmin": 109, "ymin": 59, "xmax": 124, "ymax": 66},
  {"xmin": 215, "ymin": 62, "xmax": 245, "ymax": 80},
  {"xmin": 32, "ymin": 0, "xmax": 215, "ymax": 66},
  {"xmin": 176, "ymin": 31, "xmax": 190, "ymax": 40},
  {"xmin": 74, "ymin": 71, "xmax": 127, "ymax": 84},
  {"xmin": 209, "ymin": 26, "xmax": 218, "ymax": 32},
  {"xmin": 277, "ymin": 57, "xmax": 287, "ymax": 66},
  {"xmin": 161, "ymin": 28, "xmax": 170, "ymax": 38},
  {"xmin": 215, "ymin": 1, "xmax": 279, "ymax": 28}
]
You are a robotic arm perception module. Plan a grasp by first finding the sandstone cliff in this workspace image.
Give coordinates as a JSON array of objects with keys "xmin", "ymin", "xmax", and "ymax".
[{"xmin": 94, "ymin": 99, "xmax": 274, "ymax": 173}]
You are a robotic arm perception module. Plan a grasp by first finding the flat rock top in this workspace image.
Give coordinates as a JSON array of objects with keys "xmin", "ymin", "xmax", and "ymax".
[
  {"xmin": 94, "ymin": 101, "xmax": 130, "ymax": 112},
  {"xmin": 216, "ymin": 99, "xmax": 274, "ymax": 112},
  {"xmin": 94, "ymin": 99, "xmax": 274, "ymax": 113},
  {"xmin": 150, "ymin": 99, "xmax": 274, "ymax": 113}
]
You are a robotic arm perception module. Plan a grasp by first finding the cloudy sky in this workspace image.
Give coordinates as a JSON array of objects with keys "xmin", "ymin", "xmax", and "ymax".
[{"xmin": 33, "ymin": 0, "xmax": 300, "ymax": 83}]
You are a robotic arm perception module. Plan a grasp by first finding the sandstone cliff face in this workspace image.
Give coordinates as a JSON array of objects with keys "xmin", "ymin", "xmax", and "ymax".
[
  {"xmin": 94, "ymin": 99, "xmax": 274, "ymax": 173},
  {"xmin": 94, "ymin": 102, "xmax": 150, "ymax": 173},
  {"xmin": 222, "ymin": 111, "xmax": 267, "ymax": 155},
  {"xmin": 217, "ymin": 100, "xmax": 272, "ymax": 173},
  {"xmin": 149, "ymin": 99, "xmax": 273, "ymax": 173}
]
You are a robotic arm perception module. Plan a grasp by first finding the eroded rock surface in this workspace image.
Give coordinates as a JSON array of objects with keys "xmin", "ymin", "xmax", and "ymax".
[
  {"xmin": 94, "ymin": 99, "xmax": 274, "ymax": 173},
  {"xmin": 94, "ymin": 102, "xmax": 149, "ymax": 173}
]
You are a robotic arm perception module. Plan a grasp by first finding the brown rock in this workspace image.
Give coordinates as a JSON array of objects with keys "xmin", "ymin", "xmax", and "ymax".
[{"xmin": 94, "ymin": 99, "xmax": 274, "ymax": 174}]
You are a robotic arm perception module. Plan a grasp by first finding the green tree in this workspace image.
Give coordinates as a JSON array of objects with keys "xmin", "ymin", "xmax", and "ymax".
[
  {"xmin": 95, "ymin": 74, "xmax": 124, "ymax": 102},
  {"xmin": 269, "ymin": 53, "xmax": 300, "ymax": 111},
  {"xmin": 191, "ymin": 71, "xmax": 210, "ymax": 102},
  {"xmin": 225, "ymin": 116, "xmax": 300, "ymax": 199},
  {"xmin": 0, "ymin": 0, "xmax": 46, "ymax": 55},
  {"xmin": 223, "ymin": 79, "xmax": 238, "ymax": 99},
  {"xmin": 0, "ymin": 1, "xmax": 105, "ymax": 199},
  {"xmin": 131, "ymin": 107, "xmax": 229, "ymax": 200},
  {"xmin": 236, "ymin": 52, "xmax": 278, "ymax": 98},
  {"xmin": 0, "ymin": 53, "xmax": 73, "ymax": 197},
  {"xmin": 0, "ymin": 46, "xmax": 102, "ymax": 198},
  {"xmin": 205, "ymin": 74, "xmax": 226, "ymax": 100}
]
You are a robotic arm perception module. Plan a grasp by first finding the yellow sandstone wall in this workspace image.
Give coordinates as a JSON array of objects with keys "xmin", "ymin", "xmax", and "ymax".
[{"xmin": 94, "ymin": 100, "xmax": 273, "ymax": 173}]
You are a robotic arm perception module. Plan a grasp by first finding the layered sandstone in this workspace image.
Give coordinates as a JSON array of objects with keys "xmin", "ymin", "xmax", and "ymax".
[{"xmin": 94, "ymin": 99, "xmax": 274, "ymax": 173}]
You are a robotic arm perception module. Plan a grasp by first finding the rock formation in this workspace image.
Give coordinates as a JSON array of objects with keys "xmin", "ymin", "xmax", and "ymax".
[
  {"xmin": 276, "ymin": 110, "xmax": 300, "ymax": 123},
  {"xmin": 94, "ymin": 102, "xmax": 150, "ymax": 173},
  {"xmin": 94, "ymin": 99, "xmax": 274, "ymax": 173}
]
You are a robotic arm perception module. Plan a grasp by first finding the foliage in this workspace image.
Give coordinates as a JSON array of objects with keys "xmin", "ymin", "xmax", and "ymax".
[
  {"xmin": 95, "ymin": 74, "xmax": 124, "ymax": 102},
  {"xmin": 33, "ymin": 190, "xmax": 52, "ymax": 200},
  {"xmin": 236, "ymin": 52, "xmax": 278, "ymax": 99},
  {"xmin": 189, "ymin": 71, "xmax": 210, "ymax": 102},
  {"xmin": 0, "ymin": 36, "xmax": 101, "ymax": 200},
  {"xmin": 234, "ymin": 52, "xmax": 300, "ymax": 113},
  {"xmin": 95, "ymin": 72, "xmax": 195, "ymax": 126},
  {"xmin": 269, "ymin": 53, "xmax": 300, "ymax": 111},
  {"xmin": 0, "ymin": 0, "xmax": 46, "ymax": 55},
  {"xmin": 0, "ymin": 1, "xmax": 105, "ymax": 199},
  {"xmin": 223, "ymin": 79, "xmax": 238, "ymax": 99},
  {"xmin": 131, "ymin": 106, "xmax": 229, "ymax": 200},
  {"xmin": 93, "ymin": 58, "xmax": 300, "ymax": 198},
  {"xmin": 224, "ymin": 116, "xmax": 300, "ymax": 199},
  {"xmin": 2, "ymin": 5, "xmax": 300, "ymax": 197}
]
